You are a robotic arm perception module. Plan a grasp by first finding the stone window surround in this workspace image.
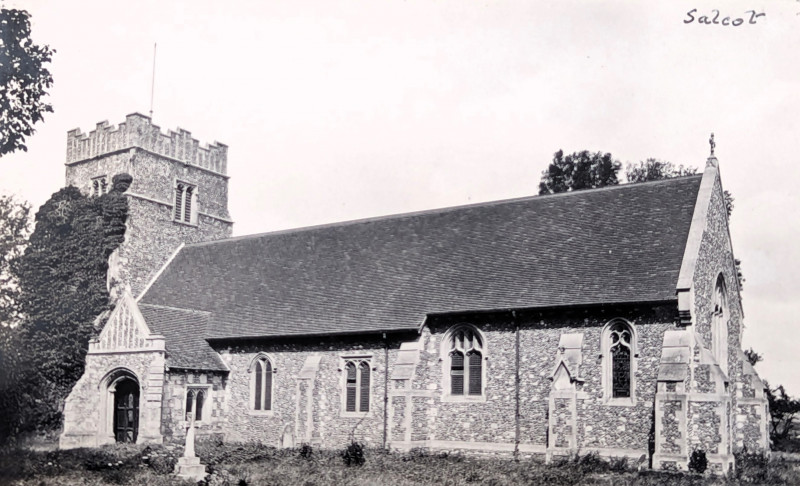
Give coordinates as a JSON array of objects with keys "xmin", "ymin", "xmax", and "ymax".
[
  {"xmin": 91, "ymin": 175, "xmax": 109, "ymax": 197},
  {"xmin": 173, "ymin": 178, "xmax": 199, "ymax": 226},
  {"xmin": 440, "ymin": 324, "xmax": 487, "ymax": 403},
  {"xmin": 339, "ymin": 355, "xmax": 374, "ymax": 418},
  {"xmin": 600, "ymin": 318, "xmax": 638, "ymax": 406},
  {"xmin": 183, "ymin": 385, "xmax": 212, "ymax": 425},
  {"xmin": 248, "ymin": 353, "xmax": 276, "ymax": 416}
]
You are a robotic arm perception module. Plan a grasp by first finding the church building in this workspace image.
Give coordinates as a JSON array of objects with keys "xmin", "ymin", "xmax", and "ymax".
[{"xmin": 59, "ymin": 114, "xmax": 769, "ymax": 472}]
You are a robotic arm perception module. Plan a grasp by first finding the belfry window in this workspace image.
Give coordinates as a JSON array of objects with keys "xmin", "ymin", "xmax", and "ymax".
[
  {"xmin": 446, "ymin": 326, "xmax": 484, "ymax": 397},
  {"xmin": 174, "ymin": 182, "xmax": 196, "ymax": 224},
  {"xmin": 92, "ymin": 176, "xmax": 108, "ymax": 196}
]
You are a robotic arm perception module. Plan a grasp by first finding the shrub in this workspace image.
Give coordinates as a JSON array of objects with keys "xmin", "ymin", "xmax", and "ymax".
[
  {"xmin": 609, "ymin": 456, "xmax": 629, "ymax": 473},
  {"xmin": 688, "ymin": 449, "xmax": 707, "ymax": 474},
  {"xmin": 299, "ymin": 443, "xmax": 313, "ymax": 459},
  {"xmin": 342, "ymin": 441, "xmax": 365, "ymax": 467},
  {"xmin": 735, "ymin": 449, "xmax": 770, "ymax": 484},
  {"xmin": 147, "ymin": 455, "xmax": 177, "ymax": 475},
  {"xmin": 575, "ymin": 451, "xmax": 608, "ymax": 474}
]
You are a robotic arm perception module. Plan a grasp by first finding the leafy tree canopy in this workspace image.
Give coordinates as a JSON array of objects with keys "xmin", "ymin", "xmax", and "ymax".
[
  {"xmin": 744, "ymin": 347, "xmax": 763, "ymax": 367},
  {"xmin": 767, "ymin": 383, "xmax": 800, "ymax": 443},
  {"xmin": 0, "ymin": 180, "xmax": 128, "ymax": 441},
  {"xmin": 538, "ymin": 150, "xmax": 621, "ymax": 195},
  {"xmin": 0, "ymin": 195, "xmax": 31, "ymax": 327},
  {"xmin": 625, "ymin": 158, "xmax": 698, "ymax": 183},
  {"xmin": 0, "ymin": 9, "xmax": 55, "ymax": 156}
]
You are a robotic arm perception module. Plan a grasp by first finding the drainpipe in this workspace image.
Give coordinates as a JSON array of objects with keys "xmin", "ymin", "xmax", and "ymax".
[
  {"xmin": 382, "ymin": 332, "xmax": 389, "ymax": 451},
  {"xmin": 513, "ymin": 310, "xmax": 521, "ymax": 461}
]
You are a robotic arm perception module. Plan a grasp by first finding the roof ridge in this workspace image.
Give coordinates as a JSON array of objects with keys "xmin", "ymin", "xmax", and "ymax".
[
  {"xmin": 185, "ymin": 175, "xmax": 703, "ymax": 249},
  {"xmin": 138, "ymin": 303, "xmax": 212, "ymax": 315}
]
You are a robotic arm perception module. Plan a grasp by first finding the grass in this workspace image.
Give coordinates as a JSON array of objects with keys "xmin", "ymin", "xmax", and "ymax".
[{"xmin": 0, "ymin": 442, "xmax": 799, "ymax": 486}]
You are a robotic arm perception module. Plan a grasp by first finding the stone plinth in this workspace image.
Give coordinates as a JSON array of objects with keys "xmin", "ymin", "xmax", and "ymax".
[{"xmin": 175, "ymin": 456, "xmax": 206, "ymax": 481}]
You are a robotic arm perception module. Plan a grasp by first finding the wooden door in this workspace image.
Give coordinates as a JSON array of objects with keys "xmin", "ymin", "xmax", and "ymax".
[{"xmin": 114, "ymin": 379, "xmax": 139, "ymax": 443}]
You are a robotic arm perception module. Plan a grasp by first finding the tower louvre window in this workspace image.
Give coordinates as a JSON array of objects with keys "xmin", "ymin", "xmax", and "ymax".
[
  {"xmin": 91, "ymin": 176, "xmax": 108, "ymax": 197},
  {"xmin": 174, "ymin": 182, "xmax": 197, "ymax": 224}
]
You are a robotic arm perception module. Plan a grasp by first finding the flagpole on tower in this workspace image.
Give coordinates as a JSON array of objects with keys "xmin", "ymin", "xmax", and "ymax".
[{"xmin": 149, "ymin": 43, "xmax": 157, "ymax": 119}]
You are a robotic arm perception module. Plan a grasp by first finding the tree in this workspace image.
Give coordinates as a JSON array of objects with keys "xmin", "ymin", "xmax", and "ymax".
[
  {"xmin": 744, "ymin": 347, "xmax": 763, "ymax": 367},
  {"xmin": 625, "ymin": 158, "xmax": 697, "ymax": 182},
  {"xmin": 0, "ymin": 195, "xmax": 31, "ymax": 327},
  {"xmin": 0, "ymin": 178, "xmax": 128, "ymax": 442},
  {"xmin": 0, "ymin": 8, "xmax": 55, "ymax": 156},
  {"xmin": 766, "ymin": 384, "xmax": 800, "ymax": 442},
  {"xmin": 625, "ymin": 159, "xmax": 697, "ymax": 183},
  {"xmin": 538, "ymin": 150, "xmax": 621, "ymax": 195}
]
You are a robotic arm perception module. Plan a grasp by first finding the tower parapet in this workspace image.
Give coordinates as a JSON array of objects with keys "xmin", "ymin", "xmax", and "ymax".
[{"xmin": 66, "ymin": 113, "xmax": 227, "ymax": 175}]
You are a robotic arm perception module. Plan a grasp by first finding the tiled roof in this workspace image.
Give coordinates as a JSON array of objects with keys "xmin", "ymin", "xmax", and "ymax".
[
  {"xmin": 139, "ymin": 304, "xmax": 228, "ymax": 371},
  {"xmin": 140, "ymin": 176, "xmax": 702, "ymax": 340}
]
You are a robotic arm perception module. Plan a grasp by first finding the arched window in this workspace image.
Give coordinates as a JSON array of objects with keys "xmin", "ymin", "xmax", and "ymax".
[
  {"xmin": 602, "ymin": 319, "xmax": 636, "ymax": 402},
  {"xmin": 343, "ymin": 358, "xmax": 371, "ymax": 413},
  {"xmin": 185, "ymin": 387, "xmax": 208, "ymax": 422},
  {"xmin": 444, "ymin": 325, "xmax": 484, "ymax": 398},
  {"xmin": 174, "ymin": 181, "xmax": 197, "ymax": 224},
  {"xmin": 712, "ymin": 274, "xmax": 729, "ymax": 375},
  {"xmin": 250, "ymin": 355, "xmax": 273, "ymax": 411},
  {"xmin": 91, "ymin": 175, "xmax": 108, "ymax": 197}
]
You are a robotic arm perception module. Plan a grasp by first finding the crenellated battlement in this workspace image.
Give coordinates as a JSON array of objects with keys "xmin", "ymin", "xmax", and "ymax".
[{"xmin": 66, "ymin": 113, "xmax": 227, "ymax": 174}]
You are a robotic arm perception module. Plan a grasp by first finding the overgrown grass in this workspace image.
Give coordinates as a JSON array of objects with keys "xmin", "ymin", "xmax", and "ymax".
[{"xmin": 1, "ymin": 443, "xmax": 799, "ymax": 486}]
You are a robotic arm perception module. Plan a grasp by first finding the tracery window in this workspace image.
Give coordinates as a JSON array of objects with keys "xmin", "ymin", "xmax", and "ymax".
[
  {"xmin": 603, "ymin": 319, "xmax": 635, "ymax": 402},
  {"xmin": 185, "ymin": 387, "xmax": 208, "ymax": 422},
  {"xmin": 92, "ymin": 176, "xmax": 108, "ymax": 196},
  {"xmin": 251, "ymin": 355, "xmax": 273, "ymax": 411},
  {"xmin": 174, "ymin": 182, "xmax": 196, "ymax": 224},
  {"xmin": 343, "ymin": 359, "xmax": 370, "ymax": 413},
  {"xmin": 712, "ymin": 274, "xmax": 729, "ymax": 375},
  {"xmin": 447, "ymin": 326, "xmax": 483, "ymax": 397}
]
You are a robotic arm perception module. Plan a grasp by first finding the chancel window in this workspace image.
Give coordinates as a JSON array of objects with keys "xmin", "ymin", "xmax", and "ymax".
[
  {"xmin": 92, "ymin": 176, "xmax": 108, "ymax": 196},
  {"xmin": 343, "ymin": 359, "xmax": 370, "ymax": 413},
  {"xmin": 609, "ymin": 324, "xmax": 632, "ymax": 398},
  {"xmin": 712, "ymin": 275, "xmax": 729, "ymax": 375},
  {"xmin": 185, "ymin": 387, "xmax": 208, "ymax": 422},
  {"xmin": 447, "ymin": 326, "xmax": 483, "ymax": 396},
  {"xmin": 251, "ymin": 355, "xmax": 273, "ymax": 411},
  {"xmin": 174, "ymin": 182, "xmax": 196, "ymax": 224},
  {"xmin": 603, "ymin": 319, "xmax": 635, "ymax": 402}
]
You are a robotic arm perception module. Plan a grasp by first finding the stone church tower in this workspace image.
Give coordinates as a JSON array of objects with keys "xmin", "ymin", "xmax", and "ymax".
[{"xmin": 64, "ymin": 113, "xmax": 233, "ymax": 298}]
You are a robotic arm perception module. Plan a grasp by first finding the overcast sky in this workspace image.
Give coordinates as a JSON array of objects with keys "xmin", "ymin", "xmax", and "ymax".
[{"xmin": 1, "ymin": 0, "xmax": 798, "ymax": 393}]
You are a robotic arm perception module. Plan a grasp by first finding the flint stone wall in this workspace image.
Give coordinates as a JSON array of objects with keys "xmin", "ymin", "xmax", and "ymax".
[
  {"xmin": 161, "ymin": 370, "xmax": 228, "ymax": 442},
  {"xmin": 65, "ymin": 149, "xmax": 232, "ymax": 297},
  {"xmin": 213, "ymin": 336, "xmax": 404, "ymax": 448},
  {"xmin": 688, "ymin": 173, "xmax": 767, "ymax": 453}
]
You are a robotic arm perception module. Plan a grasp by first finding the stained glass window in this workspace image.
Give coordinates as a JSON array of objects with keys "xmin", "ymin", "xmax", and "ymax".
[{"xmin": 608, "ymin": 322, "xmax": 632, "ymax": 398}]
